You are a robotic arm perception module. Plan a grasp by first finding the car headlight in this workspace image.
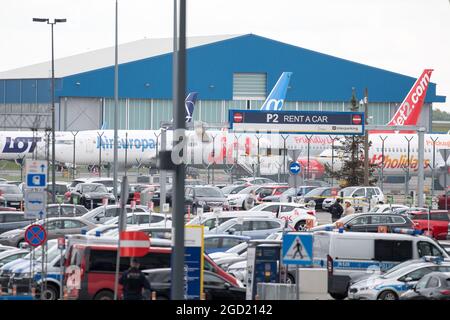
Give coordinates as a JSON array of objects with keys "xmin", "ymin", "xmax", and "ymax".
[{"xmin": 13, "ymin": 272, "xmax": 31, "ymax": 278}]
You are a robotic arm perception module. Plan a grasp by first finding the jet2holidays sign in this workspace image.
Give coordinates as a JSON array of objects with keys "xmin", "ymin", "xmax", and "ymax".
[
  {"xmin": 229, "ymin": 110, "xmax": 364, "ymax": 135},
  {"xmin": 282, "ymin": 232, "xmax": 313, "ymax": 266}
]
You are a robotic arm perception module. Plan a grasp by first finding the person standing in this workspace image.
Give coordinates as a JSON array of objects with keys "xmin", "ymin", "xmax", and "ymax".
[
  {"xmin": 329, "ymin": 198, "xmax": 343, "ymax": 222},
  {"xmin": 343, "ymin": 200, "xmax": 355, "ymax": 217},
  {"xmin": 119, "ymin": 258, "xmax": 151, "ymax": 300}
]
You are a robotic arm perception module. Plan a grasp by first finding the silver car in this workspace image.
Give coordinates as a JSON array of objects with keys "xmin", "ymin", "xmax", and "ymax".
[
  {"xmin": 209, "ymin": 217, "xmax": 284, "ymax": 239},
  {"xmin": 0, "ymin": 217, "xmax": 97, "ymax": 247}
]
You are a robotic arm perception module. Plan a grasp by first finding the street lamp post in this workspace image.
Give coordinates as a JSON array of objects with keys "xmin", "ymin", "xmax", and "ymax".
[{"xmin": 33, "ymin": 17, "xmax": 67, "ymax": 203}]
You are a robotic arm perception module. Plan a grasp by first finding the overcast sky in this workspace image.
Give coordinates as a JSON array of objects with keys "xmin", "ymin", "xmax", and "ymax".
[{"xmin": 1, "ymin": 0, "xmax": 449, "ymax": 110}]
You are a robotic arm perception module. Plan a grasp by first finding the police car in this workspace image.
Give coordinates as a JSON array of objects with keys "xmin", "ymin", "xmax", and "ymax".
[{"xmin": 348, "ymin": 256, "xmax": 450, "ymax": 300}]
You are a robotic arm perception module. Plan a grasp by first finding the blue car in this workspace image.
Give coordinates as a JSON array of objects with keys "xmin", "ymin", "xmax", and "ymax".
[{"xmin": 203, "ymin": 234, "xmax": 250, "ymax": 254}]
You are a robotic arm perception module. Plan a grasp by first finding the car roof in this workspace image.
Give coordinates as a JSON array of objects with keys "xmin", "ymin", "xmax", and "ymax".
[{"xmin": 204, "ymin": 234, "xmax": 251, "ymax": 240}]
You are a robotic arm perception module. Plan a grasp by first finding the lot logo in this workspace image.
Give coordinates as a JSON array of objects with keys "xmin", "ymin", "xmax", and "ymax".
[{"xmin": 2, "ymin": 137, "xmax": 42, "ymax": 153}]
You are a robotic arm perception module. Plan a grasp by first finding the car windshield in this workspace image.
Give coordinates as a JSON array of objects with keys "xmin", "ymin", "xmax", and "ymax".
[
  {"xmin": 195, "ymin": 187, "xmax": 223, "ymax": 197},
  {"xmin": 341, "ymin": 187, "xmax": 357, "ymax": 197},
  {"xmin": 0, "ymin": 185, "xmax": 21, "ymax": 194},
  {"xmin": 237, "ymin": 186, "xmax": 258, "ymax": 194},
  {"xmin": 225, "ymin": 242, "xmax": 248, "ymax": 254},
  {"xmin": 380, "ymin": 260, "xmax": 422, "ymax": 278},
  {"xmin": 304, "ymin": 188, "xmax": 326, "ymax": 197},
  {"xmin": 81, "ymin": 184, "xmax": 108, "ymax": 193}
]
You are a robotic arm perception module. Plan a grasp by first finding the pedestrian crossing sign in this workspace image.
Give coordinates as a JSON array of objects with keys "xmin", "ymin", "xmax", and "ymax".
[{"xmin": 282, "ymin": 233, "xmax": 313, "ymax": 265}]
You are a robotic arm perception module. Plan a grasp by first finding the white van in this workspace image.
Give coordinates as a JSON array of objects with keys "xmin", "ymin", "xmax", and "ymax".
[
  {"xmin": 186, "ymin": 211, "xmax": 273, "ymax": 231},
  {"xmin": 312, "ymin": 231, "xmax": 449, "ymax": 299}
]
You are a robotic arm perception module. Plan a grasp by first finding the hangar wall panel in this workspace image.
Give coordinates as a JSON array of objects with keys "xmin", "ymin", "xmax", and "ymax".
[{"xmin": 61, "ymin": 97, "xmax": 102, "ymax": 131}]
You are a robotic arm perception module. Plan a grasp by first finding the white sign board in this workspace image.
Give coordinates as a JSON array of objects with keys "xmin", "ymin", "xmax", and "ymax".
[
  {"xmin": 24, "ymin": 190, "xmax": 47, "ymax": 219},
  {"xmin": 25, "ymin": 160, "xmax": 47, "ymax": 188}
]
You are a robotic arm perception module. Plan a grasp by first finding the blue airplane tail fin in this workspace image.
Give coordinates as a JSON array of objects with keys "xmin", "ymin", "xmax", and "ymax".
[
  {"xmin": 185, "ymin": 92, "xmax": 198, "ymax": 122},
  {"xmin": 260, "ymin": 72, "xmax": 293, "ymax": 111}
]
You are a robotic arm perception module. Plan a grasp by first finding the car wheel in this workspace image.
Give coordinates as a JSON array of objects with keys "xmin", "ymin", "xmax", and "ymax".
[
  {"xmin": 286, "ymin": 273, "xmax": 296, "ymax": 284},
  {"xmin": 329, "ymin": 292, "xmax": 347, "ymax": 300},
  {"xmin": 294, "ymin": 220, "xmax": 307, "ymax": 231},
  {"xmin": 378, "ymin": 290, "xmax": 398, "ymax": 300},
  {"xmin": 94, "ymin": 290, "xmax": 114, "ymax": 300},
  {"xmin": 16, "ymin": 239, "xmax": 25, "ymax": 248},
  {"xmin": 39, "ymin": 284, "xmax": 59, "ymax": 300}
]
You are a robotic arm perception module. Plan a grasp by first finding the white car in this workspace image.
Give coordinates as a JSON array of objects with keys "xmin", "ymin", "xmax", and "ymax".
[
  {"xmin": 249, "ymin": 202, "xmax": 317, "ymax": 230},
  {"xmin": 104, "ymin": 212, "xmax": 171, "ymax": 228},
  {"xmin": 323, "ymin": 186, "xmax": 385, "ymax": 212},
  {"xmin": 370, "ymin": 204, "xmax": 409, "ymax": 213},
  {"xmin": 226, "ymin": 185, "xmax": 261, "ymax": 210},
  {"xmin": 348, "ymin": 257, "xmax": 450, "ymax": 300}
]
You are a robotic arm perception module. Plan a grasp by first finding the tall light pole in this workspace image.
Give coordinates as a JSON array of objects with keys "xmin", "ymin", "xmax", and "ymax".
[
  {"xmin": 33, "ymin": 17, "xmax": 66, "ymax": 203},
  {"xmin": 113, "ymin": 0, "xmax": 119, "ymax": 203}
]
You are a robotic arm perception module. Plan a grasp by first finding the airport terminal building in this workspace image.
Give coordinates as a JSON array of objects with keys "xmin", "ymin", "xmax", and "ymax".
[{"xmin": 0, "ymin": 34, "xmax": 445, "ymax": 131}]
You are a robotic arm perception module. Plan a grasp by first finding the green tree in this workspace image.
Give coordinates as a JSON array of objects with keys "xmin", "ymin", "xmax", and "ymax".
[{"xmin": 325, "ymin": 88, "xmax": 378, "ymax": 187}]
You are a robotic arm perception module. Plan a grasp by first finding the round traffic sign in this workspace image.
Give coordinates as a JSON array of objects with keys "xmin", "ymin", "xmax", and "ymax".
[
  {"xmin": 24, "ymin": 224, "xmax": 47, "ymax": 247},
  {"xmin": 289, "ymin": 161, "xmax": 302, "ymax": 175}
]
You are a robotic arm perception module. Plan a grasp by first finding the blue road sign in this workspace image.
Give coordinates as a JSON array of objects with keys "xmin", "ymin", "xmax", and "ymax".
[
  {"xmin": 24, "ymin": 224, "xmax": 47, "ymax": 247},
  {"xmin": 229, "ymin": 109, "xmax": 364, "ymax": 135},
  {"xmin": 26, "ymin": 173, "xmax": 46, "ymax": 188},
  {"xmin": 282, "ymin": 233, "xmax": 313, "ymax": 265},
  {"xmin": 289, "ymin": 161, "xmax": 301, "ymax": 175}
]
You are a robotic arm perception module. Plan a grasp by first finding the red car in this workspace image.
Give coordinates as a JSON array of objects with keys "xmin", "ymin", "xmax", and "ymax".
[
  {"xmin": 438, "ymin": 192, "xmax": 450, "ymax": 210},
  {"xmin": 409, "ymin": 210, "xmax": 450, "ymax": 240},
  {"xmin": 64, "ymin": 243, "xmax": 240, "ymax": 300}
]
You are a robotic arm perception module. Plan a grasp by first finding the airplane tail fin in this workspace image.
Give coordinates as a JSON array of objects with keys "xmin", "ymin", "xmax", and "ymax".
[
  {"xmin": 260, "ymin": 72, "xmax": 293, "ymax": 111},
  {"xmin": 387, "ymin": 69, "xmax": 433, "ymax": 126},
  {"xmin": 185, "ymin": 92, "xmax": 198, "ymax": 123}
]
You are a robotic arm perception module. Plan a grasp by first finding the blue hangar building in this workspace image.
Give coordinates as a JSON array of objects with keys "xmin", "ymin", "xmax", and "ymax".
[{"xmin": 0, "ymin": 34, "xmax": 445, "ymax": 131}]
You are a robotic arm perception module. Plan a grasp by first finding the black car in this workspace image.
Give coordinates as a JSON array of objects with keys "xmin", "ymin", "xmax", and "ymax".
[
  {"xmin": 303, "ymin": 187, "xmax": 339, "ymax": 209},
  {"xmin": 143, "ymin": 268, "xmax": 245, "ymax": 300},
  {"xmin": 185, "ymin": 186, "xmax": 228, "ymax": 213},
  {"xmin": 0, "ymin": 184, "xmax": 23, "ymax": 209},
  {"xmin": 46, "ymin": 204, "xmax": 89, "ymax": 217},
  {"xmin": 401, "ymin": 272, "xmax": 450, "ymax": 300},
  {"xmin": 311, "ymin": 212, "xmax": 414, "ymax": 233},
  {"xmin": 69, "ymin": 183, "xmax": 115, "ymax": 209}
]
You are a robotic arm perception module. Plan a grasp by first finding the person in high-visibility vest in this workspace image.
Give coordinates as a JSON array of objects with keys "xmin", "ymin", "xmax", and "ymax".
[{"xmin": 119, "ymin": 258, "xmax": 151, "ymax": 300}]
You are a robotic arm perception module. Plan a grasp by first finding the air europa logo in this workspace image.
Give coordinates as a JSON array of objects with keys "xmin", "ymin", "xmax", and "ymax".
[
  {"xmin": 264, "ymin": 99, "xmax": 284, "ymax": 111},
  {"xmin": 2, "ymin": 137, "xmax": 42, "ymax": 153}
]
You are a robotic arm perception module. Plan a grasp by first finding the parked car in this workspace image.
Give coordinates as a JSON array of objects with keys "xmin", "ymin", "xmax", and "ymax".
[
  {"xmin": 254, "ymin": 185, "xmax": 290, "ymax": 203},
  {"xmin": 0, "ymin": 217, "xmax": 97, "ymax": 247},
  {"xmin": 369, "ymin": 204, "xmax": 409, "ymax": 214},
  {"xmin": 394, "ymin": 207, "xmax": 429, "ymax": 215},
  {"xmin": 0, "ymin": 248, "xmax": 27, "ymax": 268},
  {"xmin": 63, "ymin": 242, "xmax": 240, "ymax": 300},
  {"xmin": 184, "ymin": 186, "xmax": 228, "ymax": 213},
  {"xmin": 81, "ymin": 205, "xmax": 149, "ymax": 224},
  {"xmin": 220, "ymin": 185, "xmax": 247, "ymax": 197},
  {"xmin": 235, "ymin": 177, "xmax": 275, "ymax": 185},
  {"xmin": 311, "ymin": 212, "xmax": 414, "ymax": 233},
  {"xmin": 348, "ymin": 257, "xmax": 450, "ymax": 300},
  {"xmin": 86, "ymin": 178, "xmax": 121, "ymax": 194},
  {"xmin": 277, "ymin": 186, "xmax": 318, "ymax": 203},
  {"xmin": 46, "ymin": 204, "xmax": 89, "ymax": 217},
  {"xmin": 401, "ymin": 271, "xmax": 450, "ymax": 300},
  {"xmin": 337, "ymin": 186, "xmax": 385, "ymax": 210},
  {"xmin": 187, "ymin": 211, "xmax": 273, "ymax": 231},
  {"xmin": 209, "ymin": 217, "xmax": 284, "ymax": 239},
  {"xmin": 69, "ymin": 183, "xmax": 116, "ymax": 209},
  {"xmin": 45, "ymin": 181, "xmax": 69, "ymax": 199},
  {"xmin": 127, "ymin": 184, "xmax": 155, "ymax": 205},
  {"xmin": 227, "ymin": 185, "xmax": 261, "ymax": 210},
  {"xmin": 0, "ymin": 212, "xmax": 34, "ymax": 233},
  {"xmin": 0, "ymin": 244, "xmax": 17, "ymax": 253},
  {"xmin": 67, "ymin": 178, "xmax": 89, "ymax": 192},
  {"xmin": 203, "ymin": 234, "xmax": 251, "ymax": 254},
  {"xmin": 0, "ymin": 184, "xmax": 23, "ymax": 209},
  {"xmin": 143, "ymin": 268, "xmax": 245, "ymax": 300},
  {"xmin": 104, "ymin": 212, "xmax": 171, "ymax": 228},
  {"xmin": 249, "ymin": 202, "xmax": 317, "ymax": 230},
  {"xmin": 408, "ymin": 210, "xmax": 450, "ymax": 240},
  {"xmin": 300, "ymin": 187, "xmax": 340, "ymax": 209}
]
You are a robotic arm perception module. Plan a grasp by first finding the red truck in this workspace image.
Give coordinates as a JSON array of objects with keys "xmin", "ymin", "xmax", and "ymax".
[{"xmin": 409, "ymin": 210, "xmax": 450, "ymax": 240}]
